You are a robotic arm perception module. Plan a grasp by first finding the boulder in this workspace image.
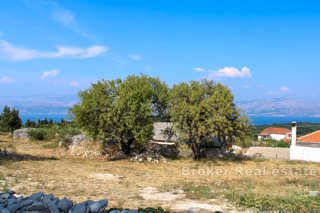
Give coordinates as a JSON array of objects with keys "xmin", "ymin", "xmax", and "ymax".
[
  {"xmin": 89, "ymin": 199, "xmax": 108, "ymax": 213},
  {"xmin": 71, "ymin": 134, "xmax": 88, "ymax": 147},
  {"xmin": 13, "ymin": 128, "xmax": 35, "ymax": 140},
  {"xmin": 57, "ymin": 197, "xmax": 73, "ymax": 212},
  {"xmin": 26, "ymin": 201, "xmax": 48, "ymax": 212}
]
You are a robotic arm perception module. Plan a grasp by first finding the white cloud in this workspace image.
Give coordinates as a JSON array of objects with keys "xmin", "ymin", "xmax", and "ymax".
[
  {"xmin": 279, "ymin": 86, "xmax": 290, "ymax": 93},
  {"xmin": 0, "ymin": 76, "xmax": 14, "ymax": 84},
  {"xmin": 128, "ymin": 54, "xmax": 143, "ymax": 61},
  {"xmin": 52, "ymin": 9, "xmax": 76, "ymax": 29},
  {"xmin": 257, "ymin": 84, "xmax": 266, "ymax": 89},
  {"xmin": 208, "ymin": 66, "xmax": 252, "ymax": 79},
  {"xmin": 194, "ymin": 67, "xmax": 205, "ymax": 72},
  {"xmin": 0, "ymin": 40, "xmax": 108, "ymax": 62},
  {"xmin": 40, "ymin": 69, "xmax": 59, "ymax": 80},
  {"xmin": 70, "ymin": 81, "xmax": 79, "ymax": 87}
]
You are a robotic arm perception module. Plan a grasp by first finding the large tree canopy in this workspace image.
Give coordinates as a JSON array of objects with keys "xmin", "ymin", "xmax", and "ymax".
[
  {"xmin": 71, "ymin": 75, "xmax": 169, "ymax": 155},
  {"xmin": 169, "ymin": 80, "xmax": 249, "ymax": 159}
]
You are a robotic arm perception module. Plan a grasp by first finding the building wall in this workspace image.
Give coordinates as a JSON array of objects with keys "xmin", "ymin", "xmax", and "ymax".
[
  {"xmin": 270, "ymin": 134, "xmax": 287, "ymax": 141},
  {"xmin": 290, "ymin": 146, "xmax": 320, "ymax": 162}
]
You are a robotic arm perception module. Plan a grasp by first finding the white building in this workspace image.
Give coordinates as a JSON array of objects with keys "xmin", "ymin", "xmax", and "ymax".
[
  {"xmin": 290, "ymin": 122, "xmax": 320, "ymax": 162},
  {"xmin": 258, "ymin": 127, "xmax": 291, "ymax": 141}
]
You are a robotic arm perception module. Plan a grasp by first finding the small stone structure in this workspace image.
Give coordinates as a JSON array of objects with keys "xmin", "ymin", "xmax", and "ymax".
[
  {"xmin": 153, "ymin": 122, "xmax": 178, "ymax": 142},
  {"xmin": 0, "ymin": 190, "xmax": 163, "ymax": 212},
  {"xmin": 0, "ymin": 190, "xmax": 108, "ymax": 213}
]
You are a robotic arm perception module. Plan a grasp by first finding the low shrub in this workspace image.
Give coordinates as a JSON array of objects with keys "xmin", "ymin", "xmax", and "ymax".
[
  {"xmin": 28, "ymin": 129, "xmax": 46, "ymax": 141},
  {"xmin": 59, "ymin": 135, "xmax": 73, "ymax": 148},
  {"xmin": 26, "ymin": 124, "xmax": 82, "ymax": 142}
]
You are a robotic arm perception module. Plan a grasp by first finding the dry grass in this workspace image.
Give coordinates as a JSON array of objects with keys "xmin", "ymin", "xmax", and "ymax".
[{"xmin": 1, "ymin": 134, "xmax": 320, "ymax": 212}]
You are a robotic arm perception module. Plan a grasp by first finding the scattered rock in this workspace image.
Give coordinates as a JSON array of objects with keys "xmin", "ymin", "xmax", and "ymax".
[
  {"xmin": 309, "ymin": 191, "xmax": 319, "ymax": 197},
  {"xmin": 130, "ymin": 142, "xmax": 179, "ymax": 163},
  {"xmin": 69, "ymin": 140, "xmax": 103, "ymax": 159},
  {"xmin": 130, "ymin": 153, "xmax": 166, "ymax": 163},
  {"xmin": 103, "ymin": 144, "xmax": 127, "ymax": 161},
  {"xmin": 146, "ymin": 143, "xmax": 179, "ymax": 159}
]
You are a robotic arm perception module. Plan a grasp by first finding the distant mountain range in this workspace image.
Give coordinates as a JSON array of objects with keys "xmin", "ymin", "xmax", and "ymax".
[
  {"xmin": 1, "ymin": 95, "xmax": 320, "ymax": 118},
  {"xmin": 0, "ymin": 94, "xmax": 78, "ymax": 116},
  {"xmin": 237, "ymin": 98, "xmax": 320, "ymax": 117}
]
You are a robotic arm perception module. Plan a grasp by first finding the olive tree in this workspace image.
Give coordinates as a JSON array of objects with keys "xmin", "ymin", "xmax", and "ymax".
[
  {"xmin": 169, "ymin": 80, "xmax": 249, "ymax": 159},
  {"xmin": 71, "ymin": 75, "xmax": 169, "ymax": 155}
]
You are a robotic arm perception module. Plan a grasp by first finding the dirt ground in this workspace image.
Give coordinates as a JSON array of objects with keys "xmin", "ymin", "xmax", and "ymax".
[{"xmin": 1, "ymin": 134, "xmax": 320, "ymax": 212}]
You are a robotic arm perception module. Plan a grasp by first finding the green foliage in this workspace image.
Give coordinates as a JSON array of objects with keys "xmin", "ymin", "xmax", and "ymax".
[
  {"xmin": 169, "ymin": 80, "xmax": 249, "ymax": 159},
  {"xmin": 234, "ymin": 135, "xmax": 253, "ymax": 148},
  {"xmin": 226, "ymin": 189, "xmax": 320, "ymax": 212},
  {"xmin": 57, "ymin": 124, "xmax": 82, "ymax": 139},
  {"xmin": 256, "ymin": 139, "xmax": 290, "ymax": 148},
  {"xmin": 25, "ymin": 119, "xmax": 37, "ymax": 127},
  {"xmin": 0, "ymin": 106, "xmax": 22, "ymax": 133},
  {"xmin": 71, "ymin": 75, "xmax": 169, "ymax": 155},
  {"xmin": 27, "ymin": 123, "xmax": 81, "ymax": 142},
  {"xmin": 161, "ymin": 126, "xmax": 175, "ymax": 142},
  {"xmin": 27, "ymin": 129, "xmax": 46, "ymax": 141}
]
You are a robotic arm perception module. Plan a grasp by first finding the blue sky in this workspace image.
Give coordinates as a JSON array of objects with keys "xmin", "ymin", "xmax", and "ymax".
[{"xmin": 1, "ymin": 0, "xmax": 320, "ymax": 107}]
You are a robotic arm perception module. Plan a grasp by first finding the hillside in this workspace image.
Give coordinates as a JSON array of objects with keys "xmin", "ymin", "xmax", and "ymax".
[{"xmin": 238, "ymin": 98, "xmax": 320, "ymax": 117}]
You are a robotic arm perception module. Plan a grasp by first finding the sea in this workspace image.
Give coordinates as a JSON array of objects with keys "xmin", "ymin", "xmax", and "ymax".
[
  {"xmin": 249, "ymin": 116, "xmax": 320, "ymax": 126},
  {"xmin": 20, "ymin": 114, "xmax": 320, "ymax": 126}
]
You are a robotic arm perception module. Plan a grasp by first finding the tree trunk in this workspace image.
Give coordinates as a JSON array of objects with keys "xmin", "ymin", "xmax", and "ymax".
[
  {"xmin": 121, "ymin": 138, "xmax": 134, "ymax": 155},
  {"xmin": 191, "ymin": 142, "xmax": 201, "ymax": 160}
]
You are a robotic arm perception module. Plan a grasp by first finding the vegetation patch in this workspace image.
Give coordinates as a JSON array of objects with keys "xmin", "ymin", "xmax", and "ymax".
[
  {"xmin": 226, "ymin": 189, "xmax": 320, "ymax": 212},
  {"xmin": 182, "ymin": 184, "xmax": 216, "ymax": 200}
]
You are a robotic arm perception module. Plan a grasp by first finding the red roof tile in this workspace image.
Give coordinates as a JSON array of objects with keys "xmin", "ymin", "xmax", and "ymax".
[
  {"xmin": 259, "ymin": 127, "xmax": 291, "ymax": 136},
  {"xmin": 298, "ymin": 130, "xmax": 320, "ymax": 143}
]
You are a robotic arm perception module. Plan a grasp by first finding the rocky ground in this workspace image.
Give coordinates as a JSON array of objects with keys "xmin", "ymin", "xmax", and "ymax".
[{"xmin": 1, "ymin": 134, "xmax": 320, "ymax": 212}]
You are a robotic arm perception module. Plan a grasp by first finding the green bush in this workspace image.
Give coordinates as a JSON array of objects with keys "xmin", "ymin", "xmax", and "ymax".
[
  {"xmin": 27, "ymin": 128, "xmax": 56, "ymax": 141},
  {"xmin": 59, "ymin": 135, "xmax": 73, "ymax": 148},
  {"xmin": 26, "ymin": 123, "xmax": 81, "ymax": 142},
  {"xmin": 276, "ymin": 140, "xmax": 290, "ymax": 148},
  {"xmin": 28, "ymin": 129, "xmax": 46, "ymax": 141},
  {"xmin": 256, "ymin": 139, "xmax": 290, "ymax": 148}
]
